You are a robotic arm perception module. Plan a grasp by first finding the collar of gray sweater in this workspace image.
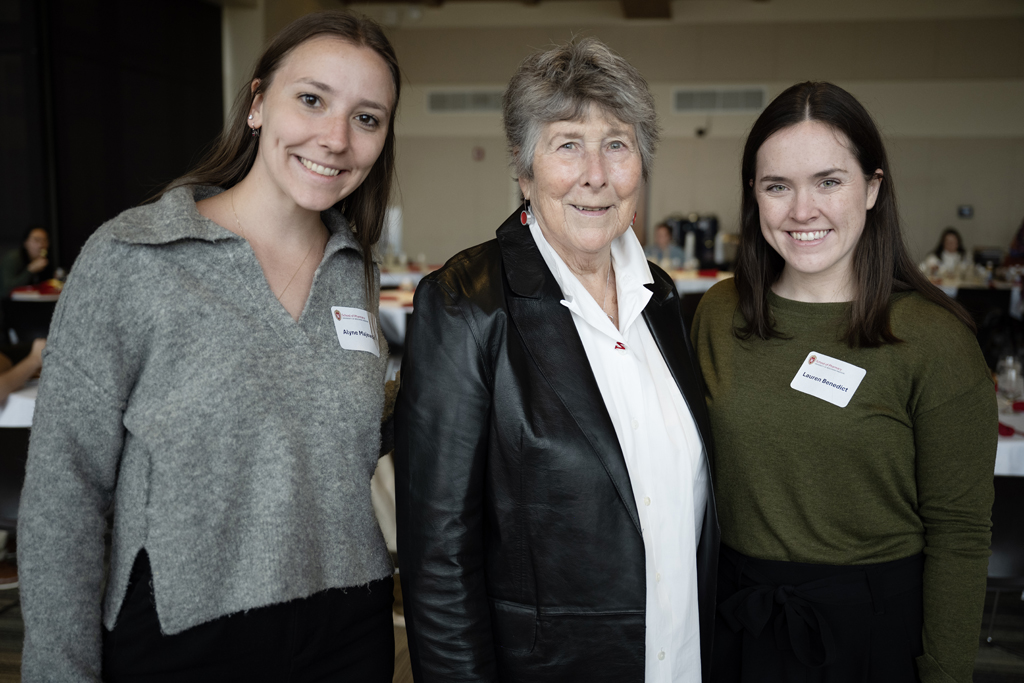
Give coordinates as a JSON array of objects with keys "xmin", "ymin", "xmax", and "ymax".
[{"xmin": 106, "ymin": 185, "xmax": 362, "ymax": 254}]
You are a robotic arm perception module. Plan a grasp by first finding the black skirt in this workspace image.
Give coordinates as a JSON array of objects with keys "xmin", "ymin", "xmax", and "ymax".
[
  {"xmin": 712, "ymin": 545, "xmax": 924, "ymax": 683},
  {"xmin": 102, "ymin": 551, "xmax": 395, "ymax": 682}
]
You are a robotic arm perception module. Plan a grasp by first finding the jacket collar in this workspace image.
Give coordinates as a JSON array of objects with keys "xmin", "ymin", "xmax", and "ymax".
[
  {"xmin": 106, "ymin": 185, "xmax": 361, "ymax": 257},
  {"xmin": 496, "ymin": 204, "xmax": 713, "ymax": 540},
  {"xmin": 497, "ymin": 205, "xmax": 675, "ymax": 306},
  {"xmin": 495, "ymin": 207, "xmax": 548, "ymax": 299}
]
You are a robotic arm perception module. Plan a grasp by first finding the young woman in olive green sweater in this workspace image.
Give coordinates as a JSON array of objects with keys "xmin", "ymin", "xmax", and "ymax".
[{"xmin": 692, "ymin": 82, "xmax": 995, "ymax": 683}]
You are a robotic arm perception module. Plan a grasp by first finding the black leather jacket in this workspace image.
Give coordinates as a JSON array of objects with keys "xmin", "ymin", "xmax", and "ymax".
[{"xmin": 395, "ymin": 208, "xmax": 719, "ymax": 682}]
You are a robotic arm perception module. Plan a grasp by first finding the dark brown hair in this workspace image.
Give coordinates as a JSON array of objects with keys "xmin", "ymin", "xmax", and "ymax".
[
  {"xmin": 158, "ymin": 10, "xmax": 401, "ymax": 297},
  {"xmin": 933, "ymin": 227, "xmax": 966, "ymax": 259},
  {"xmin": 734, "ymin": 81, "xmax": 974, "ymax": 346}
]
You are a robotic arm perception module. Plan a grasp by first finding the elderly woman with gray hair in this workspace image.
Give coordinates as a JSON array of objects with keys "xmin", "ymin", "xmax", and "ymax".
[{"xmin": 395, "ymin": 38, "xmax": 719, "ymax": 682}]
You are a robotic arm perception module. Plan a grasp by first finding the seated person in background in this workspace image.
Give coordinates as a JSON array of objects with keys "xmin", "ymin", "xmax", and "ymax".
[
  {"xmin": 644, "ymin": 221, "xmax": 687, "ymax": 269},
  {"xmin": 919, "ymin": 227, "xmax": 967, "ymax": 278},
  {"xmin": 0, "ymin": 338, "xmax": 45, "ymax": 403},
  {"xmin": 0, "ymin": 337, "xmax": 44, "ymax": 590},
  {"xmin": 0, "ymin": 227, "xmax": 52, "ymax": 298}
]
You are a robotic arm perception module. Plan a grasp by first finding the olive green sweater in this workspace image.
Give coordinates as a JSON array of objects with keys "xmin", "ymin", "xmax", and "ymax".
[{"xmin": 691, "ymin": 279, "xmax": 996, "ymax": 683}]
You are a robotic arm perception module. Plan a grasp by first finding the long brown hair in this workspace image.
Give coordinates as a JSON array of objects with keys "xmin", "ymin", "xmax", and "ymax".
[
  {"xmin": 734, "ymin": 81, "xmax": 974, "ymax": 346},
  {"xmin": 158, "ymin": 10, "xmax": 401, "ymax": 297}
]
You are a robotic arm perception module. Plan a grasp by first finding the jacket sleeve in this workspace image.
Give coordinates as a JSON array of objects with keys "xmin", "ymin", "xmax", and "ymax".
[
  {"xmin": 912, "ymin": 324, "xmax": 997, "ymax": 683},
  {"xmin": 17, "ymin": 237, "xmax": 138, "ymax": 682},
  {"xmin": 394, "ymin": 276, "xmax": 499, "ymax": 682}
]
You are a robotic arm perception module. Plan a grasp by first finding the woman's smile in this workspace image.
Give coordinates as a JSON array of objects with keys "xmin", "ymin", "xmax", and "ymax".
[{"xmin": 298, "ymin": 157, "xmax": 342, "ymax": 177}]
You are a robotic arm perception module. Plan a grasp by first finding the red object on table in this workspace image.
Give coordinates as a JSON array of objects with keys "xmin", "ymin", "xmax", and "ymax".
[
  {"xmin": 1012, "ymin": 401, "xmax": 1024, "ymax": 413},
  {"xmin": 11, "ymin": 280, "xmax": 63, "ymax": 296},
  {"xmin": 999, "ymin": 422, "xmax": 1017, "ymax": 437},
  {"xmin": 697, "ymin": 269, "xmax": 718, "ymax": 278}
]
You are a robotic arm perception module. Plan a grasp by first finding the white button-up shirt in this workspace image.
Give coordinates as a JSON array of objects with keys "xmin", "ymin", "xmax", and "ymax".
[{"xmin": 530, "ymin": 220, "xmax": 708, "ymax": 683}]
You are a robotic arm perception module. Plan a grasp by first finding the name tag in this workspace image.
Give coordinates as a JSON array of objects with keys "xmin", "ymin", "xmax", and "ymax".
[
  {"xmin": 789, "ymin": 351, "xmax": 866, "ymax": 408},
  {"xmin": 331, "ymin": 306, "xmax": 380, "ymax": 357}
]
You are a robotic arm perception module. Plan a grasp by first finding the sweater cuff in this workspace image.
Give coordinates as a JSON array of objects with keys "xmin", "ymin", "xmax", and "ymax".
[{"xmin": 916, "ymin": 653, "xmax": 960, "ymax": 683}]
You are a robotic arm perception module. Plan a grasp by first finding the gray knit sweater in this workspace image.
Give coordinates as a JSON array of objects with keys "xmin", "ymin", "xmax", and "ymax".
[{"xmin": 17, "ymin": 186, "xmax": 393, "ymax": 681}]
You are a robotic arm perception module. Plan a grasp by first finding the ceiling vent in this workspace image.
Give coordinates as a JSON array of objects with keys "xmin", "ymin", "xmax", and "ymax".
[
  {"xmin": 428, "ymin": 90, "xmax": 504, "ymax": 113},
  {"xmin": 673, "ymin": 87, "xmax": 766, "ymax": 113}
]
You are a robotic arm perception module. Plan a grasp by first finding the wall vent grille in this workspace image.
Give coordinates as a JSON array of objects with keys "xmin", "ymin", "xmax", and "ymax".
[
  {"xmin": 428, "ymin": 90, "xmax": 504, "ymax": 112},
  {"xmin": 673, "ymin": 87, "xmax": 766, "ymax": 113}
]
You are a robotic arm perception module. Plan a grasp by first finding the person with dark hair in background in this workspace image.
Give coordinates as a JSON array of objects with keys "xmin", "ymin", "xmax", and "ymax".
[
  {"xmin": 396, "ymin": 37, "xmax": 718, "ymax": 683},
  {"xmin": 691, "ymin": 82, "xmax": 995, "ymax": 682},
  {"xmin": 18, "ymin": 10, "xmax": 401, "ymax": 681},
  {"xmin": 645, "ymin": 222, "xmax": 688, "ymax": 269},
  {"xmin": 0, "ymin": 227, "xmax": 52, "ymax": 297},
  {"xmin": 920, "ymin": 226, "xmax": 967, "ymax": 278}
]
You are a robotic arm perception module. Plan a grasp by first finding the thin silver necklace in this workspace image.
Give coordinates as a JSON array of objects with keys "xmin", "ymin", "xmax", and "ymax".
[{"xmin": 230, "ymin": 191, "xmax": 320, "ymax": 303}]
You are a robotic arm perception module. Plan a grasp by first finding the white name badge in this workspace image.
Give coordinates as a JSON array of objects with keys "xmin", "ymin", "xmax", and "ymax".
[
  {"xmin": 331, "ymin": 306, "xmax": 380, "ymax": 357},
  {"xmin": 789, "ymin": 351, "xmax": 866, "ymax": 408}
]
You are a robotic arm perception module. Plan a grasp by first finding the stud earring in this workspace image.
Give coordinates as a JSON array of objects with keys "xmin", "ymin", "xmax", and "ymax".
[{"xmin": 248, "ymin": 114, "xmax": 254, "ymax": 120}]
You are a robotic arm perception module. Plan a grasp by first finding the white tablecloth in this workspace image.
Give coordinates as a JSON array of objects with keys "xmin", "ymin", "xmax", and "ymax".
[
  {"xmin": 380, "ymin": 270, "xmax": 426, "ymax": 290},
  {"xmin": 996, "ymin": 409, "xmax": 1024, "ymax": 476},
  {"xmin": 0, "ymin": 382, "xmax": 37, "ymax": 428}
]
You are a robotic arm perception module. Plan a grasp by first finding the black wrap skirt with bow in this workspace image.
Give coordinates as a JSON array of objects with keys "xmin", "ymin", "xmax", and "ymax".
[{"xmin": 712, "ymin": 545, "xmax": 925, "ymax": 683}]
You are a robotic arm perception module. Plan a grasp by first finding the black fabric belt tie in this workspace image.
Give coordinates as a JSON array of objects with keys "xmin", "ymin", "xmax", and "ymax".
[{"xmin": 719, "ymin": 570, "xmax": 873, "ymax": 669}]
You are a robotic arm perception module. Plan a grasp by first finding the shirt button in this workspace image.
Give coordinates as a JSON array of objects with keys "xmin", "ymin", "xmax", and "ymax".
[
  {"xmin": 616, "ymin": 345, "xmax": 627, "ymax": 355},
  {"xmin": 631, "ymin": 418, "xmax": 639, "ymax": 430},
  {"xmin": 658, "ymin": 651, "xmax": 666, "ymax": 661},
  {"xmin": 656, "ymin": 572, "xmax": 661, "ymax": 582},
  {"xmin": 644, "ymin": 496, "xmax": 651, "ymax": 506}
]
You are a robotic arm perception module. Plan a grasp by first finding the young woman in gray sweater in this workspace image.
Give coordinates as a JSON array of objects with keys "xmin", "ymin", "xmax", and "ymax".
[{"xmin": 18, "ymin": 10, "xmax": 401, "ymax": 681}]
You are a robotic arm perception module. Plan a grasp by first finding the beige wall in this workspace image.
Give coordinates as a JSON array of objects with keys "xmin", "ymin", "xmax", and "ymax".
[{"xmin": 231, "ymin": 2, "xmax": 1024, "ymax": 264}]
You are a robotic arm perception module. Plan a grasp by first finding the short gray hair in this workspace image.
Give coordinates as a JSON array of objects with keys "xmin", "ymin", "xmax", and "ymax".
[{"xmin": 502, "ymin": 37, "xmax": 660, "ymax": 182}]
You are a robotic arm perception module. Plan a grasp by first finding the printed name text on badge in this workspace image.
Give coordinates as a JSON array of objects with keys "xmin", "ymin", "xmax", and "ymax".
[
  {"xmin": 790, "ymin": 351, "xmax": 866, "ymax": 408},
  {"xmin": 331, "ymin": 306, "xmax": 380, "ymax": 357}
]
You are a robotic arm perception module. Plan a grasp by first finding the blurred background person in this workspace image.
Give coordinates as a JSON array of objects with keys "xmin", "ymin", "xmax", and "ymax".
[
  {"xmin": 0, "ymin": 337, "xmax": 45, "ymax": 404},
  {"xmin": 0, "ymin": 337, "xmax": 45, "ymax": 591},
  {"xmin": 1, "ymin": 227, "xmax": 52, "ymax": 297},
  {"xmin": 645, "ymin": 221, "xmax": 687, "ymax": 269},
  {"xmin": 919, "ymin": 226, "xmax": 967, "ymax": 278}
]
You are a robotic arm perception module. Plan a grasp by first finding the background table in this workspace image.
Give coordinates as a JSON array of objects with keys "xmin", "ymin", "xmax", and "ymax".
[
  {"xmin": 379, "ymin": 290, "xmax": 415, "ymax": 349},
  {"xmin": 668, "ymin": 269, "xmax": 733, "ymax": 295},
  {"xmin": 0, "ymin": 382, "xmax": 36, "ymax": 428},
  {"xmin": 380, "ymin": 269, "xmax": 427, "ymax": 290},
  {"xmin": 996, "ymin": 409, "xmax": 1024, "ymax": 476}
]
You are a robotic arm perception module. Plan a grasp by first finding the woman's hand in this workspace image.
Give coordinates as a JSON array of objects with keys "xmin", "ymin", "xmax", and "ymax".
[{"xmin": 27, "ymin": 257, "xmax": 49, "ymax": 274}]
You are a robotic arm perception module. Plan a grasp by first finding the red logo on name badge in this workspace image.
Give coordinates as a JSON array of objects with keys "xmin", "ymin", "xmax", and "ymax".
[
  {"xmin": 334, "ymin": 310, "xmax": 342, "ymax": 321},
  {"xmin": 614, "ymin": 342, "xmax": 626, "ymax": 350},
  {"xmin": 808, "ymin": 355, "xmax": 817, "ymax": 365}
]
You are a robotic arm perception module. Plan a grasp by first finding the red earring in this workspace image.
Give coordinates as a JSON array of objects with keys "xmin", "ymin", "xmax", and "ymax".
[{"xmin": 520, "ymin": 211, "xmax": 528, "ymax": 225}]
